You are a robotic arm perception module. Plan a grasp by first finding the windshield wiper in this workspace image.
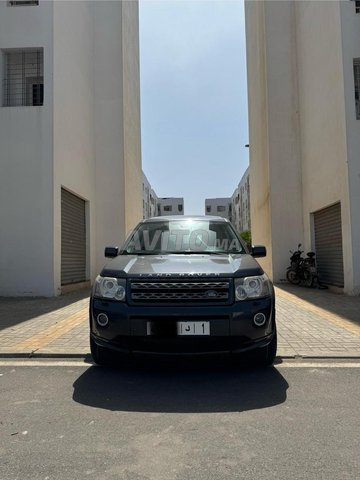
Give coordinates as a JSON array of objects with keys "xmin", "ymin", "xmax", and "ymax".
[
  {"xmin": 121, "ymin": 251, "xmax": 244, "ymax": 255},
  {"xmin": 121, "ymin": 251, "xmax": 163, "ymax": 255},
  {"xmin": 156, "ymin": 251, "xmax": 243, "ymax": 255}
]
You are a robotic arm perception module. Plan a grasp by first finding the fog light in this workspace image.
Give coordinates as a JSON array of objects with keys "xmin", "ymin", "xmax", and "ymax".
[
  {"xmin": 97, "ymin": 313, "xmax": 109, "ymax": 327},
  {"xmin": 253, "ymin": 312, "xmax": 266, "ymax": 327}
]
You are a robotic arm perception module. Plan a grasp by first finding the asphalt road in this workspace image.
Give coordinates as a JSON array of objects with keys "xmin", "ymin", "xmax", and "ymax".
[{"xmin": 0, "ymin": 359, "xmax": 359, "ymax": 480}]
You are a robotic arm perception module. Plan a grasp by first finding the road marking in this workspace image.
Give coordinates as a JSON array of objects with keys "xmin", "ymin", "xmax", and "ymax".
[
  {"xmin": 275, "ymin": 288, "xmax": 360, "ymax": 337},
  {"xmin": 0, "ymin": 360, "xmax": 92, "ymax": 367},
  {"xmin": 276, "ymin": 362, "xmax": 360, "ymax": 368},
  {"xmin": 0, "ymin": 360, "xmax": 359, "ymax": 368},
  {"xmin": 13, "ymin": 309, "xmax": 88, "ymax": 352}
]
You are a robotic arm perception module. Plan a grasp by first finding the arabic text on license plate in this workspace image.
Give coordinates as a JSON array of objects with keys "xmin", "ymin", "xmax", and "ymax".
[{"xmin": 177, "ymin": 321, "xmax": 210, "ymax": 336}]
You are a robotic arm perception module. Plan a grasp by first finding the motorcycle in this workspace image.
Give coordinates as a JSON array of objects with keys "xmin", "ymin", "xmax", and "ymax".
[{"xmin": 286, "ymin": 244, "xmax": 317, "ymax": 287}]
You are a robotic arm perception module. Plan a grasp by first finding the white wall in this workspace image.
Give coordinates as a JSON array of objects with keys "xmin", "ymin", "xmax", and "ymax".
[
  {"xmin": 245, "ymin": 0, "xmax": 273, "ymax": 277},
  {"xmin": 340, "ymin": 1, "xmax": 360, "ymax": 294},
  {"xmin": 0, "ymin": 0, "xmax": 143, "ymax": 296},
  {"xmin": 294, "ymin": 0, "xmax": 352, "ymax": 291},
  {"xmin": 0, "ymin": 0, "xmax": 54, "ymax": 296},
  {"xmin": 262, "ymin": 0, "xmax": 304, "ymax": 281},
  {"xmin": 245, "ymin": 0, "xmax": 360, "ymax": 293},
  {"xmin": 53, "ymin": 0, "xmax": 96, "ymax": 295},
  {"xmin": 93, "ymin": 0, "xmax": 142, "ymax": 274},
  {"xmin": 122, "ymin": 0, "xmax": 143, "ymax": 234}
]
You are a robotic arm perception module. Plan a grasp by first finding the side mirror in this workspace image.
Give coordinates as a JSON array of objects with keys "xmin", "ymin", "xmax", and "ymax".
[
  {"xmin": 251, "ymin": 245, "xmax": 266, "ymax": 258},
  {"xmin": 104, "ymin": 246, "xmax": 119, "ymax": 258}
]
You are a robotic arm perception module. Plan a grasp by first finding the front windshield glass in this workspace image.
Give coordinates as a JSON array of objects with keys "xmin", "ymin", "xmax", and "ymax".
[{"xmin": 122, "ymin": 219, "xmax": 246, "ymax": 255}]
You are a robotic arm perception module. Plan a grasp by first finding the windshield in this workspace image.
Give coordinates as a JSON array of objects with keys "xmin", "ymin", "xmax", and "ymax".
[{"xmin": 122, "ymin": 219, "xmax": 246, "ymax": 255}]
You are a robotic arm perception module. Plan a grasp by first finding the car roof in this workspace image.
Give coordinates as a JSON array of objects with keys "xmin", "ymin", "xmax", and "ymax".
[{"xmin": 142, "ymin": 215, "xmax": 230, "ymax": 223}]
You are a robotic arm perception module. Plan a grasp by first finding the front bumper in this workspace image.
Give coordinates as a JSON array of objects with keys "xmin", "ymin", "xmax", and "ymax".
[{"xmin": 90, "ymin": 296, "xmax": 275, "ymax": 355}]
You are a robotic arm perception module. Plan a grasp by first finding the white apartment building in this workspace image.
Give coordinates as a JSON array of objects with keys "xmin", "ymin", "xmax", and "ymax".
[
  {"xmin": 142, "ymin": 172, "xmax": 158, "ymax": 219},
  {"xmin": 205, "ymin": 198, "xmax": 232, "ymax": 220},
  {"xmin": 142, "ymin": 173, "xmax": 184, "ymax": 219},
  {"xmin": 157, "ymin": 198, "xmax": 184, "ymax": 216},
  {"xmin": 245, "ymin": 0, "xmax": 360, "ymax": 294},
  {"xmin": 0, "ymin": 0, "xmax": 142, "ymax": 296},
  {"xmin": 205, "ymin": 170, "xmax": 250, "ymax": 233},
  {"xmin": 231, "ymin": 167, "xmax": 251, "ymax": 234}
]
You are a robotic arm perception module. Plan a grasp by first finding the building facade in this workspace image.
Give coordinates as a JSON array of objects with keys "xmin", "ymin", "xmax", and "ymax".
[
  {"xmin": 230, "ymin": 167, "xmax": 251, "ymax": 234},
  {"xmin": 205, "ymin": 198, "xmax": 232, "ymax": 220},
  {"xmin": 142, "ymin": 173, "xmax": 158, "ymax": 219},
  {"xmin": 142, "ymin": 173, "xmax": 184, "ymax": 219},
  {"xmin": 245, "ymin": 0, "xmax": 360, "ymax": 294},
  {"xmin": 205, "ymin": 168, "xmax": 250, "ymax": 234},
  {"xmin": 0, "ymin": 0, "xmax": 142, "ymax": 296},
  {"xmin": 157, "ymin": 198, "xmax": 184, "ymax": 216}
]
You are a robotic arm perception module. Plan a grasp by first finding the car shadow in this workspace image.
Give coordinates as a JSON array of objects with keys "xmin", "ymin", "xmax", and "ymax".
[{"xmin": 72, "ymin": 358, "xmax": 288, "ymax": 413}]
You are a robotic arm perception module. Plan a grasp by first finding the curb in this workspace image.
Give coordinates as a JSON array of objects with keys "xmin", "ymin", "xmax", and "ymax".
[{"xmin": 0, "ymin": 352, "xmax": 91, "ymax": 359}]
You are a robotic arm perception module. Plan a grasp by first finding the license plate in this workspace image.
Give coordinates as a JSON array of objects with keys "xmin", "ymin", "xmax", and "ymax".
[{"xmin": 177, "ymin": 321, "xmax": 210, "ymax": 336}]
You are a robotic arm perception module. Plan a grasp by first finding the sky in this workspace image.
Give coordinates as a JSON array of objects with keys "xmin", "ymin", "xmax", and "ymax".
[{"xmin": 139, "ymin": 0, "xmax": 249, "ymax": 215}]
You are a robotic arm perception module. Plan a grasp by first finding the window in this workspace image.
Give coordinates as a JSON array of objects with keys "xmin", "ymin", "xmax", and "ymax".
[
  {"xmin": 178, "ymin": 204, "xmax": 183, "ymax": 212},
  {"xmin": 8, "ymin": 0, "xmax": 39, "ymax": 5},
  {"xmin": 356, "ymin": 1, "xmax": 360, "ymax": 13},
  {"xmin": 354, "ymin": 59, "xmax": 360, "ymax": 120},
  {"xmin": 206, "ymin": 206, "xmax": 211, "ymax": 213},
  {"xmin": 164, "ymin": 205, "xmax": 172, "ymax": 212},
  {"xmin": 217, "ymin": 206, "xmax": 226, "ymax": 212},
  {"xmin": 3, "ymin": 49, "xmax": 43, "ymax": 107}
]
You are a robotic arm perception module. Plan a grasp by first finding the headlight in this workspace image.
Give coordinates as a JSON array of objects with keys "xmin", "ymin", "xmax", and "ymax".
[
  {"xmin": 93, "ymin": 276, "xmax": 126, "ymax": 301},
  {"xmin": 235, "ymin": 274, "xmax": 271, "ymax": 301}
]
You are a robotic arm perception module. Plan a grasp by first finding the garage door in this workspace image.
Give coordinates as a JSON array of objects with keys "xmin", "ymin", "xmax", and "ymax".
[
  {"xmin": 313, "ymin": 202, "xmax": 344, "ymax": 287},
  {"xmin": 61, "ymin": 188, "xmax": 87, "ymax": 286}
]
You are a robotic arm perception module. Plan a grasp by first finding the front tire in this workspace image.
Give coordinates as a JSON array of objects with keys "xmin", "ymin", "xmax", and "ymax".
[
  {"xmin": 254, "ymin": 328, "xmax": 277, "ymax": 367},
  {"xmin": 90, "ymin": 336, "xmax": 112, "ymax": 366},
  {"xmin": 286, "ymin": 268, "xmax": 300, "ymax": 285}
]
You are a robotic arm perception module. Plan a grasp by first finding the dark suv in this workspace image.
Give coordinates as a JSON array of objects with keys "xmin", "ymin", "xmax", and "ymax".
[{"xmin": 90, "ymin": 216, "xmax": 276, "ymax": 366}]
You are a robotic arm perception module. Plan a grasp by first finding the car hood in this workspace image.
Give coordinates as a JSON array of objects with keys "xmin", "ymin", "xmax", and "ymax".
[{"xmin": 100, "ymin": 254, "xmax": 264, "ymax": 278}]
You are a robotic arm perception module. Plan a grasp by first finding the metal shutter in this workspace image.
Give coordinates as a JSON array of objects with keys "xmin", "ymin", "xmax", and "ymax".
[
  {"xmin": 314, "ymin": 202, "xmax": 344, "ymax": 287},
  {"xmin": 61, "ymin": 188, "xmax": 87, "ymax": 286}
]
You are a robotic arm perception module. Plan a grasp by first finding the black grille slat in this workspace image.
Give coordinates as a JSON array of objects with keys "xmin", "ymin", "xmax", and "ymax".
[
  {"xmin": 132, "ymin": 292, "xmax": 229, "ymax": 301},
  {"xmin": 131, "ymin": 282, "xmax": 229, "ymax": 290},
  {"xmin": 130, "ymin": 280, "xmax": 230, "ymax": 303}
]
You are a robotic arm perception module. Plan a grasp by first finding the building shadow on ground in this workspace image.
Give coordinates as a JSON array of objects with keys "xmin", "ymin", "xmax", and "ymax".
[
  {"xmin": 72, "ymin": 358, "xmax": 288, "ymax": 414},
  {"xmin": 0, "ymin": 289, "xmax": 90, "ymax": 332}
]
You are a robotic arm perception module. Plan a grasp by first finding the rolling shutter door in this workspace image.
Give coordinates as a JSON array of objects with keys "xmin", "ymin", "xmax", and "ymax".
[
  {"xmin": 314, "ymin": 203, "xmax": 344, "ymax": 287},
  {"xmin": 61, "ymin": 188, "xmax": 86, "ymax": 285}
]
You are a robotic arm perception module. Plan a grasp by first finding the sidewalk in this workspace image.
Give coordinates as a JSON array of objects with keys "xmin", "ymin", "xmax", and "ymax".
[
  {"xmin": 275, "ymin": 284, "xmax": 360, "ymax": 357},
  {"xmin": 0, "ymin": 290, "xmax": 89, "ymax": 356},
  {"xmin": 0, "ymin": 284, "xmax": 359, "ymax": 358}
]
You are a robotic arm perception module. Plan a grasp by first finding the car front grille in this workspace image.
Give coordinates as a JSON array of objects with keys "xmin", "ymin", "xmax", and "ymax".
[{"xmin": 130, "ymin": 280, "xmax": 230, "ymax": 303}]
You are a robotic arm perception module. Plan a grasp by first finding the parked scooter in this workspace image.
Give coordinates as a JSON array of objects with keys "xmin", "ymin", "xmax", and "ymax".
[{"xmin": 286, "ymin": 244, "xmax": 317, "ymax": 287}]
